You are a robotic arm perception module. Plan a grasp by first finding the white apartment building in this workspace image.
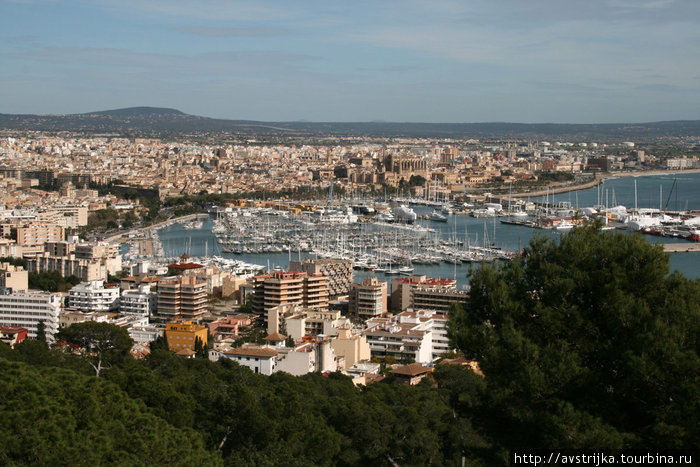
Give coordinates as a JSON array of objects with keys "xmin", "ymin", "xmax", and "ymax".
[
  {"xmin": 282, "ymin": 308, "xmax": 351, "ymax": 341},
  {"xmin": 0, "ymin": 288, "xmax": 61, "ymax": 341},
  {"xmin": 401, "ymin": 309, "xmax": 450, "ymax": 360},
  {"xmin": 120, "ymin": 284, "xmax": 157, "ymax": 316},
  {"xmin": 128, "ymin": 325, "xmax": 163, "ymax": 346},
  {"xmin": 68, "ymin": 280, "xmax": 120, "ymax": 312},
  {"xmin": 221, "ymin": 345, "xmax": 278, "ymax": 375},
  {"xmin": 363, "ymin": 309, "xmax": 448, "ymax": 364}
]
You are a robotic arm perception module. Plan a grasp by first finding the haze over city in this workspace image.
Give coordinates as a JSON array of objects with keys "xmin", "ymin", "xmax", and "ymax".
[{"xmin": 2, "ymin": 0, "xmax": 700, "ymax": 123}]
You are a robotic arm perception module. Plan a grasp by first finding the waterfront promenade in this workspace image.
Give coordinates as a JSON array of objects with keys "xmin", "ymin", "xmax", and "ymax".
[
  {"xmin": 663, "ymin": 243, "xmax": 700, "ymax": 253},
  {"xmin": 508, "ymin": 169, "xmax": 700, "ymax": 200}
]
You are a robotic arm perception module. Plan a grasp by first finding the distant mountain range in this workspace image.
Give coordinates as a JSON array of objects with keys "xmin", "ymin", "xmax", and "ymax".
[{"xmin": 1, "ymin": 106, "xmax": 699, "ymax": 141}]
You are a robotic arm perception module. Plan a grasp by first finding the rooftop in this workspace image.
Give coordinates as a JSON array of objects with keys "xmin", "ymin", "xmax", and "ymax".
[{"xmin": 224, "ymin": 346, "xmax": 278, "ymax": 358}]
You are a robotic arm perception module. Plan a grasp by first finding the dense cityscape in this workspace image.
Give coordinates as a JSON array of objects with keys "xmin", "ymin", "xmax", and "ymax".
[
  {"xmin": 2, "ymin": 0, "xmax": 699, "ymax": 465},
  {"xmin": 1, "ymin": 117, "xmax": 699, "ymax": 463}
]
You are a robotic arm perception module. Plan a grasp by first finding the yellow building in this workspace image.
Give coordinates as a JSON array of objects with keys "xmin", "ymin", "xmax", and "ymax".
[{"xmin": 165, "ymin": 320, "xmax": 208, "ymax": 352}]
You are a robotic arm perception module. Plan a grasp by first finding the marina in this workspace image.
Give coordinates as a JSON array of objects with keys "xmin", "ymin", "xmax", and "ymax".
[{"xmin": 117, "ymin": 173, "xmax": 700, "ymax": 285}]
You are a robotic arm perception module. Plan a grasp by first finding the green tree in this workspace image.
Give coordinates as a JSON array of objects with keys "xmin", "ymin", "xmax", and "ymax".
[
  {"xmin": 407, "ymin": 174, "xmax": 426, "ymax": 187},
  {"xmin": 449, "ymin": 225, "xmax": 700, "ymax": 449},
  {"xmin": 194, "ymin": 337, "xmax": 204, "ymax": 357},
  {"xmin": 0, "ymin": 358, "xmax": 220, "ymax": 465},
  {"xmin": 57, "ymin": 322, "xmax": 134, "ymax": 377},
  {"xmin": 150, "ymin": 334, "xmax": 169, "ymax": 352},
  {"xmin": 35, "ymin": 320, "xmax": 46, "ymax": 345}
]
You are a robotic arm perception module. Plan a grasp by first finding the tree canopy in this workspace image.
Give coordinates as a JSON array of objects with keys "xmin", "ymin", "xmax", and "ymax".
[
  {"xmin": 57, "ymin": 322, "xmax": 134, "ymax": 377},
  {"xmin": 449, "ymin": 225, "xmax": 700, "ymax": 450},
  {"xmin": 0, "ymin": 357, "xmax": 219, "ymax": 465}
]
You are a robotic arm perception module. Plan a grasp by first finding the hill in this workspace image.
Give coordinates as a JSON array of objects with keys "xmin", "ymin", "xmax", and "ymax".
[
  {"xmin": 84, "ymin": 106, "xmax": 186, "ymax": 117},
  {"xmin": 1, "ymin": 107, "xmax": 700, "ymax": 141}
]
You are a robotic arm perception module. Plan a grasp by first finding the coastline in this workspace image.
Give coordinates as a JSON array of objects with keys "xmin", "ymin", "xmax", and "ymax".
[
  {"xmin": 510, "ymin": 169, "xmax": 700, "ymax": 199},
  {"xmin": 103, "ymin": 213, "xmax": 208, "ymax": 243}
]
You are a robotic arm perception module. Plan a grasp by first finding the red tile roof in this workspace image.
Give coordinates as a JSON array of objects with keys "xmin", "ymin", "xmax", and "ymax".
[
  {"xmin": 224, "ymin": 347, "xmax": 278, "ymax": 358},
  {"xmin": 391, "ymin": 363, "xmax": 431, "ymax": 377}
]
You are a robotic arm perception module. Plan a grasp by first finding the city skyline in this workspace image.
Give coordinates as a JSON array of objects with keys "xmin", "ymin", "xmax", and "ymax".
[{"xmin": 1, "ymin": 0, "xmax": 700, "ymax": 123}]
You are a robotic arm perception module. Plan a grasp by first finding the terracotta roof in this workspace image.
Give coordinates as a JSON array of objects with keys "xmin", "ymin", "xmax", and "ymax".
[
  {"xmin": 140, "ymin": 276, "xmax": 163, "ymax": 283},
  {"xmin": 391, "ymin": 363, "xmax": 431, "ymax": 377},
  {"xmin": 225, "ymin": 347, "xmax": 278, "ymax": 358},
  {"xmin": 364, "ymin": 373, "xmax": 386, "ymax": 384},
  {"xmin": 264, "ymin": 332, "xmax": 287, "ymax": 341},
  {"xmin": 175, "ymin": 348, "xmax": 196, "ymax": 356}
]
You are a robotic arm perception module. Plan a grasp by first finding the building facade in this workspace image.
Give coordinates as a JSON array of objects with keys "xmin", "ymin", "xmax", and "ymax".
[
  {"xmin": 391, "ymin": 275, "xmax": 468, "ymax": 312},
  {"xmin": 0, "ymin": 263, "xmax": 28, "ymax": 292},
  {"xmin": 252, "ymin": 271, "xmax": 328, "ymax": 314},
  {"xmin": 348, "ymin": 277, "xmax": 388, "ymax": 319},
  {"xmin": 68, "ymin": 280, "xmax": 120, "ymax": 312},
  {"xmin": 165, "ymin": 320, "xmax": 208, "ymax": 352},
  {"xmin": 0, "ymin": 288, "xmax": 61, "ymax": 341},
  {"xmin": 289, "ymin": 258, "xmax": 353, "ymax": 297},
  {"xmin": 26, "ymin": 241, "xmax": 121, "ymax": 282},
  {"xmin": 157, "ymin": 276, "xmax": 207, "ymax": 320},
  {"xmin": 119, "ymin": 284, "xmax": 157, "ymax": 316},
  {"xmin": 221, "ymin": 346, "xmax": 278, "ymax": 375}
]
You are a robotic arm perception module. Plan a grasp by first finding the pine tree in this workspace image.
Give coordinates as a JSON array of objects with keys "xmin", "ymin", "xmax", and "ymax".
[{"xmin": 35, "ymin": 320, "xmax": 47, "ymax": 345}]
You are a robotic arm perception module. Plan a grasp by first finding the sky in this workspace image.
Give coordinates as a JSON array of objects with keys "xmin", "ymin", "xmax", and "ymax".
[{"xmin": 1, "ymin": 0, "xmax": 700, "ymax": 123}]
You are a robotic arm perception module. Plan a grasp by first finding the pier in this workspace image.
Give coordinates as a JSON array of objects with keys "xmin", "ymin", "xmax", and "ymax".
[{"xmin": 662, "ymin": 243, "xmax": 700, "ymax": 253}]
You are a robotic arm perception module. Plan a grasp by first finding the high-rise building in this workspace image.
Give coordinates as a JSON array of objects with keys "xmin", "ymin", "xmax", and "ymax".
[
  {"xmin": 26, "ymin": 241, "xmax": 121, "ymax": 282},
  {"xmin": 13, "ymin": 222, "xmax": 65, "ymax": 255},
  {"xmin": 0, "ymin": 288, "xmax": 61, "ymax": 341},
  {"xmin": 252, "ymin": 271, "xmax": 328, "ymax": 315},
  {"xmin": 391, "ymin": 275, "xmax": 468, "ymax": 312},
  {"xmin": 157, "ymin": 276, "xmax": 207, "ymax": 320},
  {"xmin": 119, "ymin": 284, "xmax": 157, "ymax": 316},
  {"xmin": 348, "ymin": 277, "xmax": 388, "ymax": 319},
  {"xmin": 68, "ymin": 280, "xmax": 120, "ymax": 312},
  {"xmin": 289, "ymin": 258, "xmax": 353, "ymax": 297}
]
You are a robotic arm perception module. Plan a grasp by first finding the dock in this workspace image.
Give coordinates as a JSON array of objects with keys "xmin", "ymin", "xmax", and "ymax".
[{"xmin": 662, "ymin": 243, "xmax": 700, "ymax": 253}]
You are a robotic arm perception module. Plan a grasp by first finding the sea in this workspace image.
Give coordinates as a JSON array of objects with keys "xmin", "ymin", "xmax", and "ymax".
[{"xmin": 156, "ymin": 172, "xmax": 700, "ymax": 289}]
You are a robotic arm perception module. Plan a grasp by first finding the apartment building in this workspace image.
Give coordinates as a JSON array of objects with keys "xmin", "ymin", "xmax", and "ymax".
[
  {"xmin": 68, "ymin": 280, "xmax": 120, "ymax": 312},
  {"xmin": 0, "ymin": 288, "xmax": 61, "ymax": 341},
  {"xmin": 0, "ymin": 263, "xmax": 28, "ymax": 292},
  {"xmin": 330, "ymin": 327, "xmax": 371, "ymax": 369},
  {"xmin": 119, "ymin": 284, "xmax": 157, "ymax": 316},
  {"xmin": 26, "ymin": 241, "xmax": 121, "ymax": 282},
  {"xmin": 289, "ymin": 258, "xmax": 353, "ymax": 297},
  {"xmin": 165, "ymin": 320, "xmax": 208, "ymax": 352},
  {"xmin": 36, "ymin": 205, "xmax": 88, "ymax": 229},
  {"xmin": 157, "ymin": 276, "xmax": 207, "ymax": 320},
  {"xmin": 271, "ymin": 307, "xmax": 351, "ymax": 341},
  {"xmin": 391, "ymin": 275, "xmax": 468, "ymax": 312},
  {"xmin": 209, "ymin": 314, "xmax": 254, "ymax": 339},
  {"xmin": 252, "ymin": 271, "xmax": 328, "ymax": 314},
  {"xmin": 12, "ymin": 222, "xmax": 65, "ymax": 255},
  {"xmin": 363, "ymin": 313, "xmax": 434, "ymax": 364},
  {"xmin": 348, "ymin": 277, "xmax": 387, "ymax": 319}
]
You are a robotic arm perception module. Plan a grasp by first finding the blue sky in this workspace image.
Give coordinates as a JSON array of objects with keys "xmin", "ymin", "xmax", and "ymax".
[{"xmin": 1, "ymin": 0, "xmax": 699, "ymax": 123}]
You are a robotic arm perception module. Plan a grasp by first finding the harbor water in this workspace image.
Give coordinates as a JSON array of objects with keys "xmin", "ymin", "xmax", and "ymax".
[{"xmin": 156, "ymin": 173, "xmax": 700, "ymax": 286}]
